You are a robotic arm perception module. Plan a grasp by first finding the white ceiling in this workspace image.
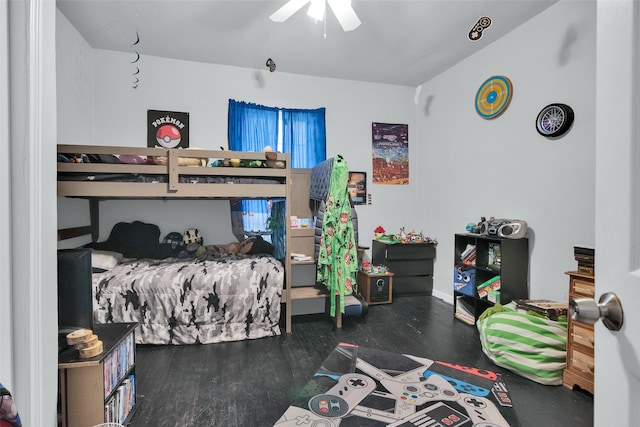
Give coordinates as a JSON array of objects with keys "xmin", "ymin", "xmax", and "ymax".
[{"xmin": 56, "ymin": 0, "xmax": 558, "ymax": 87}]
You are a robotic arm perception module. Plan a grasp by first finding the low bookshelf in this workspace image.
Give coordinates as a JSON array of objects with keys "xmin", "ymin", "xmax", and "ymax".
[{"xmin": 58, "ymin": 322, "xmax": 139, "ymax": 427}]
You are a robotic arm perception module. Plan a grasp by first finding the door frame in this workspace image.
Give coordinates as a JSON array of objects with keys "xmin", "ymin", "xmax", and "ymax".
[{"xmin": 7, "ymin": 0, "xmax": 58, "ymax": 424}]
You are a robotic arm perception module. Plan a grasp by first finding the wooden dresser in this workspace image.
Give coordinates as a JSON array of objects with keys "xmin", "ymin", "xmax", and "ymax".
[{"xmin": 563, "ymin": 271, "xmax": 595, "ymax": 394}]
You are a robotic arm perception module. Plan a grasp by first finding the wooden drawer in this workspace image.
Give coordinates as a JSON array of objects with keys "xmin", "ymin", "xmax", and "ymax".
[
  {"xmin": 372, "ymin": 240, "xmax": 436, "ymax": 261},
  {"xmin": 393, "ymin": 275, "xmax": 433, "ymax": 295},
  {"xmin": 570, "ymin": 278, "xmax": 595, "ymax": 298},
  {"xmin": 568, "ymin": 347, "xmax": 595, "ymax": 376},
  {"xmin": 571, "ymin": 322, "xmax": 594, "ymax": 351},
  {"xmin": 384, "ymin": 259, "xmax": 434, "ymax": 276},
  {"xmin": 385, "ymin": 244, "xmax": 436, "ymax": 260}
]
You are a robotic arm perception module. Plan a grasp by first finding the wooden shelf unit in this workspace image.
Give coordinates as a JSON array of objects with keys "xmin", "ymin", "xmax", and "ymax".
[
  {"xmin": 285, "ymin": 170, "xmax": 322, "ymax": 331},
  {"xmin": 58, "ymin": 322, "xmax": 139, "ymax": 427},
  {"xmin": 453, "ymin": 233, "xmax": 529, "ymax": 325}
]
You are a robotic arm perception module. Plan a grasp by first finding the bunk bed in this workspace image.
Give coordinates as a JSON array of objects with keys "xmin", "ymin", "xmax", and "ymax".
[{"xmin": 57, "ymin": 144, "xmax": 293, "ymax": 344}]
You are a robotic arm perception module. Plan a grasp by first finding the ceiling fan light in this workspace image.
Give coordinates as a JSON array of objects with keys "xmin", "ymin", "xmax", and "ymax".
[
  {"xmin": 307, "ymin": 0, "xmax": 325, "ymax": 21},
  {"xmin": 327, "ymin": 0, "xmax": 361, "ymax": 31},
  {"xmin": 269, "ymin": 0, "xmax": 311, "ymax": 22},
  {"xmin": 327, "ymin": 0, "xmax": 351, "ymax": 16}
]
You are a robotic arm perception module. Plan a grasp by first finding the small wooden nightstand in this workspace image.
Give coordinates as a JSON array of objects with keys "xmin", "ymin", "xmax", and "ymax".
[{"xmin": 357, "ymin": 271, "xmax": 394, "ymax": 304}]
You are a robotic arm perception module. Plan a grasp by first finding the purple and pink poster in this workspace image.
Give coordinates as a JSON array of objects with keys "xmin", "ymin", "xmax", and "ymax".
[{"xmin": 372, "ymin": 122, "xmax": 408, "ymax": 185}]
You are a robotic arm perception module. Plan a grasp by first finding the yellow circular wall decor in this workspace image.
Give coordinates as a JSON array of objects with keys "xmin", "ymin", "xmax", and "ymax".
[{"xmin": 475, "ymin": 76, "xmax": 513, "ymax": 119}]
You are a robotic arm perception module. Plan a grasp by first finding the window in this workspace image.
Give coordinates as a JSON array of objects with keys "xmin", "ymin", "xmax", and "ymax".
[{"xmin": 228, "ymin": 100, "xmax": 326, "ymax": 256}]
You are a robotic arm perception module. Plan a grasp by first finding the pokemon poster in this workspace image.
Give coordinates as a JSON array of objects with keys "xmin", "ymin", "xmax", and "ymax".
[
  {"xmin": 147, "ymin": 110, "xmax": 190, "ymax": 148},
  {"xmin": 372, "ymin": 122, "xmax": 408, "ymax": 185}
]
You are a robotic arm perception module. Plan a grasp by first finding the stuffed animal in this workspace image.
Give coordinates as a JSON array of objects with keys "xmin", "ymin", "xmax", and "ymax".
[
  {"xmin": 264, "ymin": 150, "xmax": 285, "ymax": 169},
  {"xmin": 261, "ymin": 146, "xmax": 284, "ymax": 169},
  {"xmin": 0, "ymin": 383, "xmax": 22, "ymax": 427},
  {"xmin": 183, "ymin": 228, "xmax": 203, "ymax": 246},
  {"xmin": 195, "ymin": 242, "xmax": 241, "ymax": 261}
]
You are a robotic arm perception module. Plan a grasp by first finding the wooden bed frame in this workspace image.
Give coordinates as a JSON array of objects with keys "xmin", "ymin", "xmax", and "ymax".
[{"xmin": 56, "ymin": 144, "xmax": 300, "ymax": 333}]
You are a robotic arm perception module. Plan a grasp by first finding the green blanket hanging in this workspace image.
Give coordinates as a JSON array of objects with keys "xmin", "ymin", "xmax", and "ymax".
[{"xmin": 316, "ymin": 156, "xmax": 358, "ymax": 316}]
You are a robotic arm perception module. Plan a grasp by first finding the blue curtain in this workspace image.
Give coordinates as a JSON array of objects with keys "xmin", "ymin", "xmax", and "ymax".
[
  {"xmin": 268, "ymin": 108, "xmax": 326, "ymax": 258},
  {"xmin": 282, "ymin": 108, "xmax": 326, "ymax": 168},
  {"xmin": 228, "ymin": 100, "xmax": 279, "ymax": 235},
  {"xmin": 228, "ymin": 100, "xmax": 326, "ymax": 258}
]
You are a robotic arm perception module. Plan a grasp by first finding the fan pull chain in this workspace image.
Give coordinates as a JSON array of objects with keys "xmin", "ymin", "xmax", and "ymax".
[{"xmin": 323, "ymin": 4, "xmax": 327, "ymax": 39}]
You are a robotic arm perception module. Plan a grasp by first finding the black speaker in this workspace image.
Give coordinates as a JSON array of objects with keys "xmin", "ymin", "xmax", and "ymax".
[
  {"xmin": 486, "ymin": 219, "xmax": 528, "ymax": 239},
  {"xmin": 370, "ymin": 276, "xmax": 391, "ymax": 303}
]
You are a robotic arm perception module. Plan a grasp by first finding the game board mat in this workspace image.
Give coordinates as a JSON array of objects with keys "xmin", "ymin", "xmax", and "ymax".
[{"xmin": 274, "ymin": 342, "xmax": 519, "ymax": 426}]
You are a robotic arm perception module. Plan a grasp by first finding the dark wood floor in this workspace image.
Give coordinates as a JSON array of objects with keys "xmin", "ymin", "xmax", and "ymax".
[{"xmin": 130, "ymin": 295, "xmax": 593, "ymax": 426}]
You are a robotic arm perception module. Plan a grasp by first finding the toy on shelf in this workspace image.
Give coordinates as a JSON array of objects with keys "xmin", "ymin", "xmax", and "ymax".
[
  {"xmin": 374, "ymin": 225, "xmax": 437, "ymax": 245},
  {"xmin": 360, "ymin": 263, "xmax": 388, "ymax": 274},
  {"xmin": 374, "ymin": 226, "xmax": 385, "ymax": 240}
]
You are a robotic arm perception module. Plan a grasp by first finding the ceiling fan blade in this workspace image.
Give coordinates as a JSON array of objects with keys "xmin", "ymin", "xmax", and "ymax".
[
  {"xmin": 269, "ymin": 0, "xmax": 312, "ymax": 22},
  {"xmin": 327, "ymin": 0, "xmax": 361, "ymax": 31}
]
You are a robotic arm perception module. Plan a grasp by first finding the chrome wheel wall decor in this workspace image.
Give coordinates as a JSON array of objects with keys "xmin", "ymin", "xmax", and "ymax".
[{"xmin": 536, "ymin": 103, "xmax": 574, "ymax": 137}]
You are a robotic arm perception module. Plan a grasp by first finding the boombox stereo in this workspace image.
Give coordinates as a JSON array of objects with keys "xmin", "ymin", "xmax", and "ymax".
[{"xmin": 478, "ymin": 219, "xmax": 528, "ymax": 239}]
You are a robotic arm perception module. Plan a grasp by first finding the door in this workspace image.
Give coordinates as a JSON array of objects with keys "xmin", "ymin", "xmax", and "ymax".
[{"xmin": 595, "ymin": 0, "xmax": 640, "ymax": 424}]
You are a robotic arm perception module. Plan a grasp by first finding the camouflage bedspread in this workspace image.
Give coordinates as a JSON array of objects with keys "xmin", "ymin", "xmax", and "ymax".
[{"xmin": 92, "ymin": 254, "xmax": 284, "ymax": 344}]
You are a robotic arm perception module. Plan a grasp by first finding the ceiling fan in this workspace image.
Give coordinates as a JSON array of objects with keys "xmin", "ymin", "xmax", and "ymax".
[{"xmin": 269, "ymin": 0, "xmax": 361, "ymax": 32}]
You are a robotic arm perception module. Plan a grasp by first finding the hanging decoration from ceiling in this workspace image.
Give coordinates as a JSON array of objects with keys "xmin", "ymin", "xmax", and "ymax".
[
  {"xmin": 536, "ymin": 103, "xmax": 575, "ymax": 138},
  {"xmin": 475, "ymin": 75, "xmax": 513, "ymax": 120},
  {"xmin": 468, "ymin": 16, "xmax": 492, "ymax": 41},
  {"xmin": 266, "ymin": 58, "xmax": 277, "ymax": 72},
  {"xmin": 269, "ymin": 0, "xmax": 361, "ymax": 32},
  {"xmin": 131, "ymin": 29, "xmax": 141, "ymax": 89}
]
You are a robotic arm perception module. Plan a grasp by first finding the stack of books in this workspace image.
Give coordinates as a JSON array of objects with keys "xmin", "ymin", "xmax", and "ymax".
[
  {"xmin": 574, "ymin": 245, "xmax": 595, "ymax": 275},
  {"xmin": 477, "ymin": 276, "xmax": 501, "ymax": 300},
  {"xmin": 460, "ymin": 244, "xmax": 476, "ymax": 265},
  {"xmin": 454, "ymin": 296, "xmax": 475, "ymax": 325},
  {"xmin": 515, "ymin": 299, "xmax": 568, "ymax": 320}
]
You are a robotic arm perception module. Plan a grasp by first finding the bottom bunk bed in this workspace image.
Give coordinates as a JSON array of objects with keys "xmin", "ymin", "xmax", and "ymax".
[
  {"xmin": 93, "ymin": 253, "xmax": 284, "ymax": 345},
  {"xmin": 59, "ymin": 220, "xmax": 284, "ymax": 345}
]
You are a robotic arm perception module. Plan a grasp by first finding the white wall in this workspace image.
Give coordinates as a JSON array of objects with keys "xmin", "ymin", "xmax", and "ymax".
[
  {"xmin": 415, "ymin": 0, "xmax": 596, "ymax": 303},
  {"xmin": 56, "ymin": 10, "xmax": 94, "ymax": 145},
  {"xmin": 56, "ymin": 10, "xmax": 95, "ymax": 249},
  {"xmin": 57, "ymin": 14, "xmax": 418, "ymax": 247}
]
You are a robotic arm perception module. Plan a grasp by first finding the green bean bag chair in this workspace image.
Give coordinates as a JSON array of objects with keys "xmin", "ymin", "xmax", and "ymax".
[{"xmin": 477, "ymin": 305, "xmax": 568, "ymax": 385}]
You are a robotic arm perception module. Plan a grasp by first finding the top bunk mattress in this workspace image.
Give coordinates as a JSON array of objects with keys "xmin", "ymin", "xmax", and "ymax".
[{"xmin": 57, "ymin": 144, "xmax": 290, "ymax": 199}]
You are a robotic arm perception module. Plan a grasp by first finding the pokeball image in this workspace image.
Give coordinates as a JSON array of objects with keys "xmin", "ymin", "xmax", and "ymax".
[{"xmin": 156, "ymin": 125, "xmax": 182, "ymax": 148}]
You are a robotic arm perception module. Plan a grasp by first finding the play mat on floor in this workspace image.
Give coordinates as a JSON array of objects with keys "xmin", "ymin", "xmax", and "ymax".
[{"xmin": 274, "ymin": 342, "xmax": 518, "ymax": 426}]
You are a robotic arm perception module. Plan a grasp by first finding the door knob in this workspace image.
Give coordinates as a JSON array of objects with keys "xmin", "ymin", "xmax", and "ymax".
[{"xmin": 569, "ymin": 292, "xmax": 624, "ymax": 331}]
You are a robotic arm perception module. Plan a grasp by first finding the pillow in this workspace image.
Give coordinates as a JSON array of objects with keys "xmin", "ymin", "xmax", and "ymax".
[
  {"xmin": 91, "ymin": 250, "xmax": 123, "ymax": 271},
  {"xmin": 240, "ymin": 235, "xmax": 274, "ymax": 255}
]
